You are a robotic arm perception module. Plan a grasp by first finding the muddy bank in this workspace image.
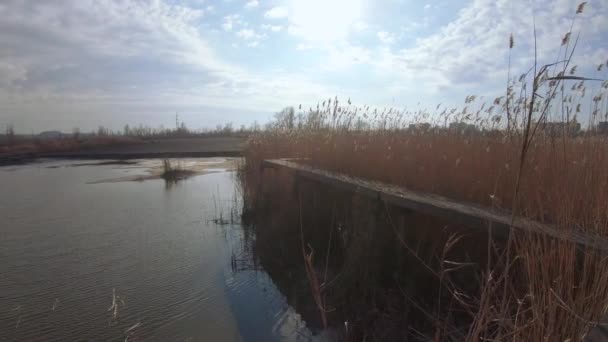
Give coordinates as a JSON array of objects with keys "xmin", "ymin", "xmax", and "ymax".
[
  {"xmin": 50, "ymin": 137, "xmax": 245, "ymax": 157},
  {"xmin": 0, "ymin": 137, "xmax": 246, "ymax": 166},
  {"xmin": 87, "ymin": 158, "xmax": 239, "ymax": 184},
  {"xmin": 0, "ymin": 153, "xmax": 38, "ymax": 166},
  {"xmin": 46, "ymin": 160, "xmax": 139, "ymax": 168}
]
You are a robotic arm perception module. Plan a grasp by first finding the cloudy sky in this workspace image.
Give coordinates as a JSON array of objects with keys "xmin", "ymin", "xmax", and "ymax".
[{"xmin": 0, "ymin": 0, "xmax": 606, "ymax": 133}]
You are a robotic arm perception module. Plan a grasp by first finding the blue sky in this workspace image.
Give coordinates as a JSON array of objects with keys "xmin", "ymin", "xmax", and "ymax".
[{"xmin": 0, "ymin": 0, "xmax": 606, "ymax": 132}]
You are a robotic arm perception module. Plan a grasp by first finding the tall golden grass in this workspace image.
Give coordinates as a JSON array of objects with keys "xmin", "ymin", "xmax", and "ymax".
[{"xmin": 241, "ymin": 3, "xmax": 608, "ymax": 340}]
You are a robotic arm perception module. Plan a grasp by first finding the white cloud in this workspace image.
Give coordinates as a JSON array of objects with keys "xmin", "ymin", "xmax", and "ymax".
[
  {"xmin": 262, "ymin": 24, "xmax": 282, "ymax": 32},
  {"xmin": 352, "ymin": 20, "xmax": 369, "ymax": 32},
  {"xmin": 296, "ymin": 43, "xmax": 313, "ymax": 51},
  {"xmin": 222, "ymin": 14, "xmax": 241, "ymax": 31},
  {"xmin": 370, "ymin": 0, "xmax": 608, "ymax": 97},
  {"xmin": 287, "ymin": 0, "xmax": 363, "ymax": 43},
  {"xmin": 377, "ymin": 31, "xmax": 395, "ymax": 44},
  {"xmin": 236, "ymin": 28, "xmax": 266, "ymax": 48},
  {"xmin": 237, "ymin": 29, "xmax": 256, "ymax": 39},
  {"xmin": 2, "ymin": 0, "xmax": 607, "ymax": 132},
  {"xmin": 245, "ymin": 0, "xmax": 259, "ymax": 9},
  {"xmin": 0, "ymin": 0, "xmax": 359, "ymax": 133},
  {"xmin": 182, "ymin": 71, "xmax": 338, "ymax": 112},
  {"xmin": 0, "ymin": 0, "xmax": 224, "ymax": 77},
  {"xmin": 264, "ymin": 6, "xmax": 289, "ymax": 19},
  {"xmin": 0, "ymin": 1, "xmax": 274, "ymax": 109},
  {"xmin": 322, "ymin": 43, "xmax": 372, "ymax": 71},
  {"xmin": 0, "ymin": 61, "xmax": 27, "ymax": 86}
]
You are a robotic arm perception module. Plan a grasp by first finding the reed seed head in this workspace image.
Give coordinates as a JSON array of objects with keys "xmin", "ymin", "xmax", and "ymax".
[
  {"xmin": 562, "ymin": 32, "xmax": 571, "ymax": 46},
  {"xmin": 576, "ymin": 2, "xmax": 587, "ymax": 14}
]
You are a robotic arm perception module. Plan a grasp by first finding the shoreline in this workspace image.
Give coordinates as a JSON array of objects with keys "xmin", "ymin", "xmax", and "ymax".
[
  {"xmin": 0, "ymin": 151, "xmax": 243, "ymax": 166},
  {"xmin": 0, "ymin": 136, "xmax": 246, "ymax": 166}
]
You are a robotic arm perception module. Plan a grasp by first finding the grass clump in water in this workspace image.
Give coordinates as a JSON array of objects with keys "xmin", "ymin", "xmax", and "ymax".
[{"xmin": 160, "ymin": 159, "xmax": 195, "ymax": 182}]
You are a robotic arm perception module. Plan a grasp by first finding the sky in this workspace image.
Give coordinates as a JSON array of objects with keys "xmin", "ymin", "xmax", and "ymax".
[{"xmin": 0, "ymin": 0, "xmax": 606, "ymax": 133}]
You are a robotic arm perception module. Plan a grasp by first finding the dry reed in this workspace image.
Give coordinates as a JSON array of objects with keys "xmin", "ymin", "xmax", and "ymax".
[{"xmin": 240, "ymin": 2, "xmax": 608, "ymax": 340}]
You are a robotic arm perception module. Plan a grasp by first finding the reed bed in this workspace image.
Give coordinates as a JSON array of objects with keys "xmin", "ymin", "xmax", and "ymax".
[{"xmin": 240, "ymin": 3, "xmax": 608, "ymax": 340}]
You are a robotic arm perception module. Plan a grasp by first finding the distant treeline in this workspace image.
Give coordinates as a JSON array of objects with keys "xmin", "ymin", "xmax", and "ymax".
[
  {"xmin": 2, "ymin": 104, "xmax": 608, "ymax": 146},
  {"xmin": 0, "ymin": 119, "xmax": 265, "ymax": 145},
  {"xmin": 101, "ymin": 120, "xmax": 261, "ymax": 139}
]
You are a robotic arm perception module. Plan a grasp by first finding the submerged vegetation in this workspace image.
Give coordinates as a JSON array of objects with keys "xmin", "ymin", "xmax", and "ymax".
[{"xmin": 239, "ymin": 4, "xmax": 608, "ymax": 341}]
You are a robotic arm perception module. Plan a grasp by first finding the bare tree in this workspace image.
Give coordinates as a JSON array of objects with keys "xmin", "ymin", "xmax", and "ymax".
[
  {"xmin": 72, "ymin": 127, "xmax": 80, "ymax": 140},
  {"xmin": 274, "ymin": 107, "xmax": 295, "ymax": 130},
  {"xmin": 6, "ymin": 124, "xmax": 15, "ymax": 145}
]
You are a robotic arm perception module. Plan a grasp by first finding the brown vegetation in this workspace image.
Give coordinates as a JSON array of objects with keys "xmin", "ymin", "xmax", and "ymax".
[
  {"xmin": 160, "ymin": 159, "xmax": 196, "ymax": 181},
  {"xmin": 240, "ymin": 3, "xmax": 608, "ymax": 340},
  {"xmin": 0, "ymin": 136, "xmax": 142, "ymax": 160}
]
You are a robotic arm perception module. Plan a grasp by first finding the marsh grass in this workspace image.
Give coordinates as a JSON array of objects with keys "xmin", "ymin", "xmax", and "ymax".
[
  {"xmin": 240, "ymin": 2, "xmax": 608, "ymax": 340},
  {"xmin": 210, "ymin": 186, "xmax": 241, "ymax": 225}
]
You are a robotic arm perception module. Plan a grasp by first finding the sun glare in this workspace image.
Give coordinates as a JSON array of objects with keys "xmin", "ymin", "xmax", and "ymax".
[{"xmin": 289, "ymin": 0, "xmax": 364, "ymax": 43}]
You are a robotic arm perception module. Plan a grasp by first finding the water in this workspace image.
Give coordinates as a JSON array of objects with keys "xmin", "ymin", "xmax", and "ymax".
[{"xmin": 0, "ymin": 159, "xmax": 315, "ymax": 342}]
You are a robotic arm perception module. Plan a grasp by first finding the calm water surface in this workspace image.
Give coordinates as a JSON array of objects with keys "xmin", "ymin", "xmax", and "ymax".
[{"xmin": 0, "ymin": 159, "xmax": 315, "ymax": 341}]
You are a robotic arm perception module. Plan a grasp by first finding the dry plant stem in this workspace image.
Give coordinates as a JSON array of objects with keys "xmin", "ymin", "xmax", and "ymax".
[
  {"xmin": 299, "ymin": 190, "xmax": 328, "ymax": 328},
  {"xmin": 323, "ymin": 202, "xmax": 336, "ymax": 286}
]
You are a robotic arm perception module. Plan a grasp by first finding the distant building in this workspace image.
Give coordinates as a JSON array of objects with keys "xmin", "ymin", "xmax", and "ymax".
[
  {"xmin": 408, "ymin": 123, "xmax": 431, "ymax": 132},
  {"xmin": 539, "ymin": 121, "xmax": 580, "ymax": 136},
  {"xmin": 449, "ymin": 122, "xmax": 478, "ymax": 135},
  {"xmin": 597, "ymin": 122, "xmax": 608, "ymax": 135},
  {"xmin": 38, "ymin": 131, "xmax": 64, "ymax": 139}
]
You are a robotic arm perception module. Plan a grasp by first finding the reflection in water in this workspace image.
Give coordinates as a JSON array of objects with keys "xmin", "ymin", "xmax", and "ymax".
[
  {"xmin": 240, "ymin": 163, "xmax": 493, "ymax": 341},
  {"xmin": 0, "ymin": 159, "xmax": 324, "ymax": 342},
  {"xmin": 163, "ymin": 176, "xmax": 180, "ymax": 190}
]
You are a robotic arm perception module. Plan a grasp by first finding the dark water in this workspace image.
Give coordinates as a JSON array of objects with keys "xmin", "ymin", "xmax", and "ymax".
[{"xmin": 0, "ymin": 159, "xmax": 316, "ymax": 342}]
